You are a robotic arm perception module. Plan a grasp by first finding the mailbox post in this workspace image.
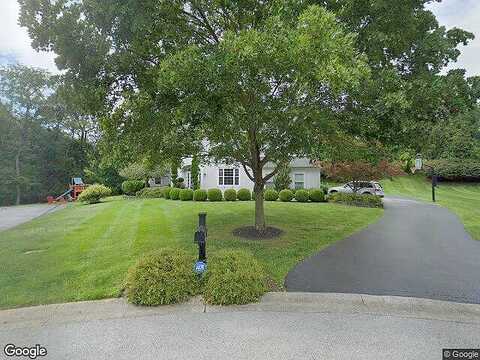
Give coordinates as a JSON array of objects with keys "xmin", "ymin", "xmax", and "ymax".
[
  {"xmin": 194, "ymin": 212, "xmax": 207, "ymax": 263},
  {"xmin": 424, "ymin": 164, "xmax": 437, "ymax": 202}
]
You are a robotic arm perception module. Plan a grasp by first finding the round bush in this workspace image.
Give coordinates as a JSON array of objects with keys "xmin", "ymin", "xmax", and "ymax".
[
  {"xmin": 203, "ymin": 250, "xmax": 267, "ymax": 305},
  {"xmin": 170, "ymin": 188, "xmax": 181, "ymax": 200},
  {"xmin": 279, "ymin": 189, "xmax": 294, "ymax": 202},
  {"xmin": 207, "ymin": 188, "xmax": 223, "ymax": 201},
  {"xmin": 136, "ymin": 187, "xmax": 164, "ymax": 198},
  {"xmin": 78, "ymin": 184, "xmax": 112, "ymax": 204},
  {"xmin": 125, "ymin": 249, "xmax": 199, "ymax": 306},
  {"xmin": 295, "ymin": 189, "xmax": 309, "ymax": 202},
  {"xmin": 162, "ymin": 187, "xmax": 172, "ymax": 199},
  {"xmin": 121, "ymin": 180, "xmax": 145, "ymax": 195},
  {"xmin": 309, "ymin": 189, "xmax": 325, "ymax": 202},
  {"xmin": 193, "ymin": 189, "xmax": 207, "ymax": 201},
  {"xmin": 224, "ymin": 189, "xmax": 237, "ymax": 201},
  {"xmin": 264, "ymin": 189, "xmax": 278, "ymax": 201},
  {"xmin": 180, "ymin": 188, "xmax": 194, "ymax": 201},
  {"xmin": 237, "ymin": 188, "xmax": 251, "ymax": 201}
]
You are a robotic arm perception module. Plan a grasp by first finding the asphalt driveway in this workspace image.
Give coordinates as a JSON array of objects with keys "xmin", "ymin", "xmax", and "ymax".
[
  {"xmin": 285, "ymin": 197, "xmax": 480, "ymax": 304},
  {"xmin": 0, "ymin": 204, "xmax": 62, "ymax": 232}
]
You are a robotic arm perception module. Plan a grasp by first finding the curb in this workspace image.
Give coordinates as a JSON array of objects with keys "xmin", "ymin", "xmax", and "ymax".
[{"xmin": 2, "ymin": 292, "xmax": 480, "ymax": 329}]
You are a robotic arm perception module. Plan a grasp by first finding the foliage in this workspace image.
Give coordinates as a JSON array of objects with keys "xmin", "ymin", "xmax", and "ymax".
[
  {"xmin": 136, "ymin": 187, "xmax": 164, "ymax": 198},
  {"xmin": 294, "ymin": 190, "xmax": 309, "ymax": 202},
  {"xmin": 328, "ymin": 193, "xmax": 383, "ymax": 208},
  {"xmin": 426, "ymin": 159, "xmax": 480, "ymax": 181},
  {"xmin": 77, "ymin": 184, "xmax": 111, "ymax": 204},
  {"xmin": 162, "ymin": 187, "xmax": 172, "ymax": 199},
  {"xmin": 399, "ymin": 152, "xmax": 415, "ymax": 174},
  {"xmin": 224, "ymin": 189, "xmax": 237, "ymax": 201},
  {"xmin": 190, "ymin": 155, "xmax": 200, "ymax": 190},
  {"xmin": 309, "ymin": 189, "xmax": 325, "ymax": 203},
  {"xmin": 279, "ymin": 189, "xmax": 294, "ymax": 202},
  {"xmin": 321, "ymin": 160, "xmax": 404, "ymax": 183},
  {"xmin": 120, "ymin": 162, "xmax": 168, "ymax": 182},
  {"xmin": 236, "ymin": 188, "xmax": 251, "ymax": 201},
  {"xmin": 264, "ymin": 189, "xmax": 278, "ymax": 201},
  {"xmin": 175, "ymin": 177, "xmax": 185, "ymax": 189},
  {"xmin": 193, "ymin": 189, "xmax": 207, "ymax": 201},
  {"xmin": 203, "ymin": 250, "xmax": 267, "ymax": 305},
  {"xmin": 169, "ymin": 188, "xmax": 181, "ymax": 200},
  {"xmin": 179, "ymin": 188, "xmax": 194, "ymax": 201},
  {"xmin": 320, "ymin": 185, "xmax": 329, "ymax": 195},
  {"xmin": 121, "ymin": 180, "xmax": 145, "ymax": 196},
  {"xmin": 273, "ymin": 166, "xmax": 291, "ymax": 191},
  {"xmin": 125, "ymin": 249, "xmax": 199, "ymax": 306},
  {"xmin": 207, "ymin": 188, "xmax": 223, "ymax": 202}
]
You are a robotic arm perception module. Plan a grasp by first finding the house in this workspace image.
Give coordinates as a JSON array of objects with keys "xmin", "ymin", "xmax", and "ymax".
[{"xmin": 150, "ymin": 157, "xmax": 321, "ymax": 191}]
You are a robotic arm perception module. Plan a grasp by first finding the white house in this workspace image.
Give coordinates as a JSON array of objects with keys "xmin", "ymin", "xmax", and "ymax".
[{"xmin": 150, "ymin": 157, "xmax": 321, "ymax": 191}]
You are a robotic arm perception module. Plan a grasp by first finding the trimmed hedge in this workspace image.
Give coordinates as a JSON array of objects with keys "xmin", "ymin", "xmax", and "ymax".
[
  {"xmin": 207, "ymin": 188, "xmax": 223, "ymax": 201},
  {"xmin": 426, "ymin": 159, "xmax": 480, "ymax": 181},
  {"xmin": 224, "ymin": 189, "xmax": 237, "ymax": 201},
  {"xmin": 279, "ymin": 189, "xmax": 294, "ymax": 202},
  {"xmin": 237, "ymin": 188, "xmax": 251, "ymax": 201},
  {"xmin": 77, "ymin": 184, "xmax": 111, "ymax": 204},
  {"xmin": 136, "ymin": 187, "xmax": 164, "ymax": 198},
  {"xmin": 264, "ymin": 189, "xmax": 278, "ymax": 201},
  {"xmin": 170, "ymin": 188, "xmax": 181, "ymax": 200},
  {"xmin": 203, "ymin": 250, "xmax": 267, "ymax": 305},
  {"xmin": 122, "ymin": 180, "xmax": 145, "ymax": 195},
  {"xmin": 328, "ymin": 193, "xmax": 383, "ymax": 208},
  {"xmin": 180, "ymin": 188, "xmax": 194, "ymax": 201},
  {"xmin": 294, "ymin": 189, "xmax": 309, "ymax": 202},
  {"xmin": 125, "ymin": 249, "xmax": 199, "ymax": 306},
  {"xmin": 309, "ymin": 189, "xmax": 325, "ymax": 202},
  {"xmin": 162, "ymin": 187, "xmax": 172, "ymax": 199},
  {"xmin": 193, "ymin": 189, "xmax": 207, "ymax": 201}
]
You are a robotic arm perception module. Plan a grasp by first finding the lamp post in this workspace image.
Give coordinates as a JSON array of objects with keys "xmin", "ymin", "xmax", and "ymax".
[{"xmin": 423, "ymin": 164, "xmax": 437, "ymax": 202}]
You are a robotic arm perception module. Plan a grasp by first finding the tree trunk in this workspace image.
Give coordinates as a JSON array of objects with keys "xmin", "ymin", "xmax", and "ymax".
[
  {"xmin": 253, "ymin": 181, "xmax": 266, "ymax": 232},
  {"xmin": 15, "ymin": 150, "xmax": 21, "ymax": 205}
]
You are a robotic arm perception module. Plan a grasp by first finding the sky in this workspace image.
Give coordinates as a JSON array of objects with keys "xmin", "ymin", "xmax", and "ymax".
[{"xmin": 0, "ymin": 0, "xmax": 479, "ymax": 76}]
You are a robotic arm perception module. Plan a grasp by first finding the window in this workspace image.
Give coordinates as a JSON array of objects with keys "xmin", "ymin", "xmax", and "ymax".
[
  {"xmin": 219, "ymin": 168, "xmax": 239, "ymax": 186},
  {"xmin": 294, "ymin": 173, "xmax": 305, "ymax": 189}
]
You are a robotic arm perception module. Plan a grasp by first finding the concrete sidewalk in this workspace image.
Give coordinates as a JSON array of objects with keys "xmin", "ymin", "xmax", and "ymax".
[{"xmin": 1, "ymin": 293, "xmax": 479, "ymax": 359}]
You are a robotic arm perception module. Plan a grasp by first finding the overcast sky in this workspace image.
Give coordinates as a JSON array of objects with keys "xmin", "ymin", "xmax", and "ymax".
[{"xmin": 0, "ymin": 0, "xmax": 479, "ymax": 76}]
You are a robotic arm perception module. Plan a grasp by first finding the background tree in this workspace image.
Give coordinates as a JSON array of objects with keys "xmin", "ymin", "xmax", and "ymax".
[
  {"xmin": 190, "ymin": 155, "xmax": 200, "ymax": 190},
  {"xmin": 273, "ymin": 166, "xmax": 291, "ymax": 192}
]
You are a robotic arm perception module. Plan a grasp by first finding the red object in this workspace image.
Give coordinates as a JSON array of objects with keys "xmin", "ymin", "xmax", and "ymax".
[
  {"xmin": 70, "ymin": 184, "xmax": 86, "ymax": 200},
  {"xmin": 47, "ymin": 196, "xmax": 54, "ymax": 204}
]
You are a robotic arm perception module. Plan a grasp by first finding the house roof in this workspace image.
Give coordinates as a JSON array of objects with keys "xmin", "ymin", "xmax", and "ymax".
[{"xmin": 264, "ymin": 158, "xmax": 316, "ymax": 169}]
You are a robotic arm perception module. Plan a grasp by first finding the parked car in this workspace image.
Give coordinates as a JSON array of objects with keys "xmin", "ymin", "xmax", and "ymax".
[{"xmin": 328, "ymin": 181, "xmax": 384, "ymax": 197}]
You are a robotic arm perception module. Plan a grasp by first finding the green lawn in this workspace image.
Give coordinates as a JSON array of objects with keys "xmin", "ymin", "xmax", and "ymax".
[
  {"xmin": 0, "ymin": 197, "xmax": 382, "ymax": 309},
  {"xmin": 381, "ymin": 175, "xmax": 480, "ymax": 240}
]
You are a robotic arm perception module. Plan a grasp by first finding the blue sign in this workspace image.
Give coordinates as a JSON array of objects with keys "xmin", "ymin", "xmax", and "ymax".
[{"xmin": 194, "ymin": 261, "xmax": 207, "ymax": 275}]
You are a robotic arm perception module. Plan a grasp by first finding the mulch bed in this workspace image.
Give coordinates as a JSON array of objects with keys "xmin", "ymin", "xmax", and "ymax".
[{"xmin": 232, "ymin": 226, "xmax": 284, "ymax": 240}]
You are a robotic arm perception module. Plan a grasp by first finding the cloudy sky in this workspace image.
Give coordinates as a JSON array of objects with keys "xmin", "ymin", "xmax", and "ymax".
[{"xmin": 0, "ymin": 0, "xmax": 479, "ymax": 76}]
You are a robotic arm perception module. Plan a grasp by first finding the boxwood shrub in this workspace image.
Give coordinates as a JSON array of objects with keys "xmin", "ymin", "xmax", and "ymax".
[
  {"xmin": 136, "ymin": 187, "xmax": 164, "ymax": 198},
  {"xmin": 162, "ymin": 187, "xmax": 172, "ymax": 199},
  {"xmin": 125, "ymin": 249, "xmax": 199, "ymax": 306},
  {"xmin": 309, "ymin": 189, "xmax": 325, "ymax": 202},
  {"xmin": 121, "ymin": 180, "xmax": 145, "ymax": 195},
  {"xmin": 279, "ymin": 189, "xmax": 294, "ymax": 202},
  {"xmin": 328, "ymin": 193, "xmax": 383, "ymax": 208},
  {"xmin": 203, "ymin": 250, "xmax": 267, "ymax": 305},
  {"xmin": 77, "ymin": 184, "xmax": 112, "ymax": 204},
  {"xmin": 169, "ymin": 188, "xmax": 181, "ymax": 200},
  {"xmin": 237, "ymin": 188, "xmax": 251, "ymax": 201},
  {"xmin": 264, "ymin": 189, "xmax": 278, "ymax": 201},
  {"xmin": 207, "ymin": 188, "xmax": 223, "ymax": 202},
  {"xmin": 294, "ymin": 189, "xmax": 309, "ymax": 202},
  {"xmin": 224, "ymin": 188, "xmax": 237, "ymax": 201},
  {"xmin": 180, "ymin": 188, "xmax": 194, "ymax": 201},
  {"xmin": 426, "ymin": 159, "xmax": 480, "ymax": 181},
  {"xmin": 193, "ymin": 189, "xmax": 207, "ymax": 201}
]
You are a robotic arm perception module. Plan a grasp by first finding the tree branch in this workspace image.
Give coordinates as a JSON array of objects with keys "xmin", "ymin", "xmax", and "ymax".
[{"xmin": 241, "ymin": 162, "xmax": 254, "ymax": 182}]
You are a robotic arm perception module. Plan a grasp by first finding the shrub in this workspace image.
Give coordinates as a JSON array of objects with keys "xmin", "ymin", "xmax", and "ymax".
[
  {"xmin": 203, "ymin": 250, "xmax": 267, "ymax": 305},
  {"xmin": 122, "ymin": 180, "xmax": 145, "ymax": 195},
  {"xmin": 77, "ymin": 184, "xmax": 112, "ymax": 204},
  {"xmin": 180, "ymin": 188, "xmax": 194, "ymax": 201},
  {"xmin": 309, "ymin": 189, "xmax": 325, "ymax": 202},
  {"xmin": 264, "ymin": 189, "xmax": 278, "ymax": 201},
  {"xmin": 125, "ymin": 249, "xmax": 199, "ymax": 306},
  {"xmin": 237, "ymin": 188, "xmax": 251, "ymax": 201},
  {"xmin": 279, "ymin": 189, "xmax": 294, "ymax": 202},
  {"xmin": 224, "ymin": 189, "xmax": 237, "ymax": 201},
  {"xmin": 207, "ymin": 188, "xmax": 223, "ymax": 201},
  {"xmin": 273, "ymin": 166, "xmax": 292, "ymax": 191},
  {"xmin": 170, "ymin": 188, "xmax": 181, "ymax": 200},
  {"xmin": 136, "ymin": 187, "xmax": 164, "ymax": 198},
  {"xmin": 294, "ymin": 189, "xmax": 309, "ymax": 202},
  {"xmin": 426, "ymin": 159, "xmax": 480, "ymax": 181},
  {"xmin": 162, "ymin": 187, "xmax": 172, "ymax": 199},
  {"xmin": 193, "ymin": 189, "xmax": 207, "ymax": 201},
  {"xmin": 320, "ymin": 185, "xmax": 329, "ymax": 195},
  {"xmin": 328, "ymin": 193, "xmax": 383, "ymax": 208}
]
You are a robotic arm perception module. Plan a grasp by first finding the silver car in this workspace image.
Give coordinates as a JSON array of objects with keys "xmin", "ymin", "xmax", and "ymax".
[{"xmin": 328, "ymin": 181, "xmax": 384, "ymax": 197}]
